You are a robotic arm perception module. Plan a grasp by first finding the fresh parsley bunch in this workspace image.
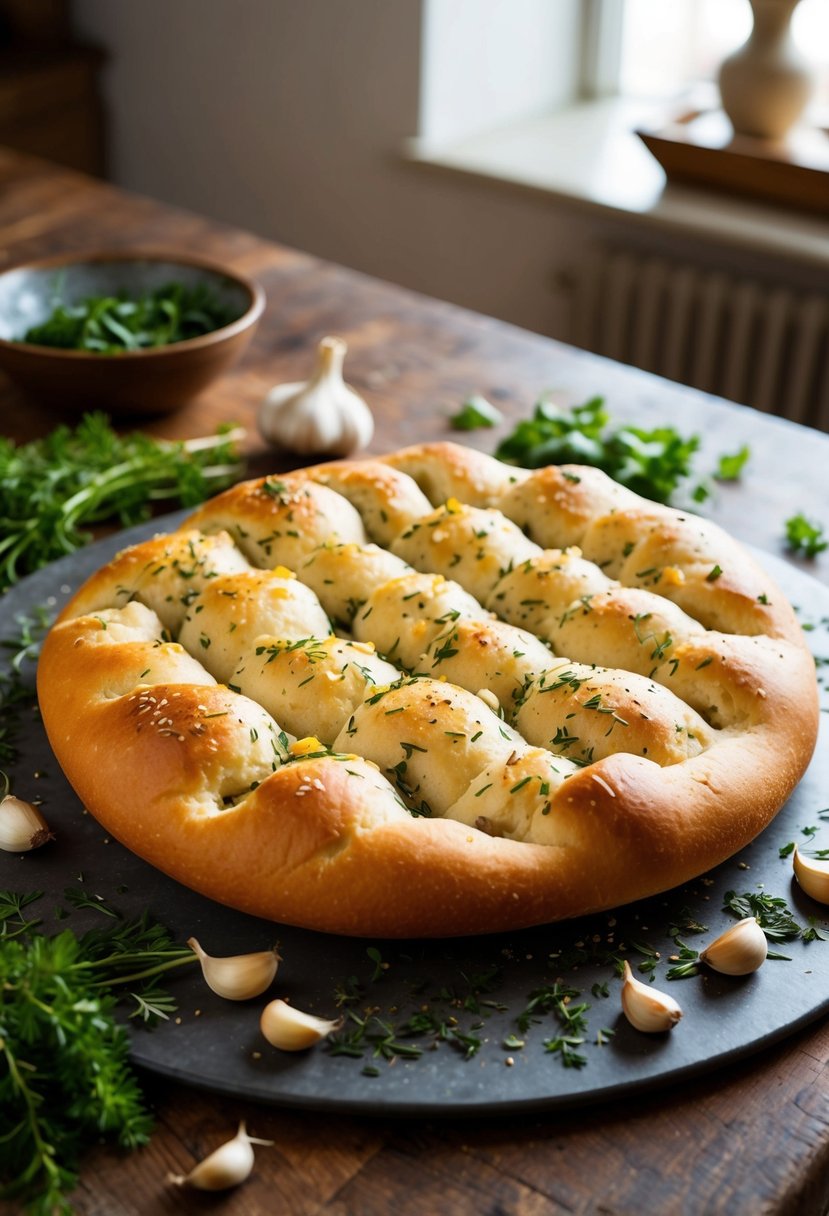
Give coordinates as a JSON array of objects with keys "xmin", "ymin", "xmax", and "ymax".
[
  {"xmin": 0, "ymin": 413, "xmax": 244, "ymax": 592},
  {"xmin": 494, "ymin": 396, "xmax": 699, "ymax": 504}
]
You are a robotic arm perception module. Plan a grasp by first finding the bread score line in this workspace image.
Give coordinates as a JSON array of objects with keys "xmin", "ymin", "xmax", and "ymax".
[{"xmin": 37, "ymin": 442, "xmax": 819, "ymax": 937}]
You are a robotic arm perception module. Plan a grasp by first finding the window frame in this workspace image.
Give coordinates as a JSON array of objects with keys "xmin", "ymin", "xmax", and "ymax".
[{"xmin": 580, "ymin": 0, "xmax": 625, "ymax": 100}]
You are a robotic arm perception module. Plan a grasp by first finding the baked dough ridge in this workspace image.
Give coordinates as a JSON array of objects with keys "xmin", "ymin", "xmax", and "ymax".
[{"xmin": 37, "ymin": 442, "xmax": 819, "ymax": 936}]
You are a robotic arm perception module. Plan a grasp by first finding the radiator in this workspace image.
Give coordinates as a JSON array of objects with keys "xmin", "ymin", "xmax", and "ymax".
[{"xmin": 571, "ymin": 249, "xmax": 829, "ymax": 432}]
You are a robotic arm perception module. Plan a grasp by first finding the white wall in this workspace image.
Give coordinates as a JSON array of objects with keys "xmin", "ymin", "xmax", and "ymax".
[
  {"xmin": 419, "ymin": 0, "xmax": 580, "ymax": 144},
  {"xmin": 71, "ymin": 0, "xmax": 818, "ymax": 350},
  {"xmin": 71, "ymin": 0, "xmax": 598, "ymax": 338}
]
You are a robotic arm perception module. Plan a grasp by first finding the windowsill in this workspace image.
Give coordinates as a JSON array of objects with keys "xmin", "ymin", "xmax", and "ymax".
[{"xmin": 404, "ymin": 97, "xmax": 829, "ymax": 268}]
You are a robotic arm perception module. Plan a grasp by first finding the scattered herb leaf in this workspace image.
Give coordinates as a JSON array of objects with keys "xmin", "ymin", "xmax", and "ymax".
[
  {"xmin": 449, "ymin": 395, "xmax": 504, "ymax": 431},
  {"xmin": 785, "ymin": 513, "xmax": 828, "ymax": 559},
  {"xmin": 723, "ymin": 890, "xmax": 802, "ymax": 942},
  {"xmin": 715, "ymin": 445, "xmax": 750, "ymax": 481}
]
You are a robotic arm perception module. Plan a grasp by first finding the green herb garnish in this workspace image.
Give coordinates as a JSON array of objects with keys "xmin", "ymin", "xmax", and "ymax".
[
  {"xmin": 19, "ymin": 281, "xmax": 239, "ymax": 353},
  {"xmin": 494, "ymin": 396, "xmax": 699, "ymax": 504},
  {"xmin": 0, "ymin": 892, "xmax": 195, "ymax": 1213},
  {"xmin": 785, "ymin": 513, "xmax": 828, "ymax": 559},
  {"xmin": 449, "ymin": 395, "xmax": 504, "ymax": 431},
  {"xmin": 723, "ymin": 890, "xmax": 803, "ymax": 942},
  {"xmin": 715, "ymin": 445, "xmax": 751, "ymax": 481},
  {"xmin": 0, "ymin": 413, "xmax": 244, "ymax": 591},
  {"xmin": 517, "ymin": 982, "xmax": 589, "ymax": 1068}
]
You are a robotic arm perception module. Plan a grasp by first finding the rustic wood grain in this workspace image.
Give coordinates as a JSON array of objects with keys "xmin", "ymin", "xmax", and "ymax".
[{"xmin": 1, "ymin": 148, "xmax": 828, "ymax": 1216}]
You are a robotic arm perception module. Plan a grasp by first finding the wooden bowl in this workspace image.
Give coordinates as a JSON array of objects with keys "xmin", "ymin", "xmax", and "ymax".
[{"xmin": 0, "ymin": 251, "xmax": 265, "ymax": 416}]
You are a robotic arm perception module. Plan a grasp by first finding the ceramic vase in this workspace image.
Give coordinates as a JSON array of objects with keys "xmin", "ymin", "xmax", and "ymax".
[{"xmin": 718, "ymin": 0, "xmax": 814, "ymax": 139}]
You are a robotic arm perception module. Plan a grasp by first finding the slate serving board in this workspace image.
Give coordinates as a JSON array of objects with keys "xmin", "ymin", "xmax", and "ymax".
[{"xmin": 3, "ymin": 513, "xmax": 828, "ymax": 1116}]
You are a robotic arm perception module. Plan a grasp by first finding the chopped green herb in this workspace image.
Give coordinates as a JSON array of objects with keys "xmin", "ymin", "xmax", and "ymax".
[
  {"xmin": 723, "ymin": 890, "xmax": 803, "ymax": 941},
  {"xmin": 366, "ymin": 947, "xmax": 386, "ymax": 983},
  {"xmin": 19, "ymin": 280, "xmax": 239, "ymax": 353},
  {"xmin": 715, "ymin": 446, "xmax": 750, "ymax": 481},
  {"xmin": 785, "ymin": 513, "xmax": 828, "ymax": 559},
  {"xmin": 449, "ymin": 395, "xmax": 504, "ymax": 431}
]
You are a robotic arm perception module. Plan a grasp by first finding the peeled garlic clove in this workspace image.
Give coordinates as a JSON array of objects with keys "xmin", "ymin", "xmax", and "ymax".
[
  {"xmin": 260, "ymin": 998, "xmax": 343, "ymax": 1051},
  {"xmin": 168, "ymin": 1121, "xmax": 273, "ymax": 1191},
  {"xmin": 258, "ymin": 335, "xmax": 374, "ymax": 457},
  {"xmin": 188, "ymin": 937, "xmax": 281, "ymax": 1000},
  {"xmin": 0, "ymin": 794, "xmax": 53, "ymax": 852},
  {"xmin": 476, "ymin": 688, "xmax": 501, "ymax": 715},
  {"xmin": 699, "ymin": 916, "xmax": 767, "ymax": 976},
  {"xmin": 793, "ymin": 845, "xmax": 829, "ymax": 904},
  {"xmin": 620, "ymin": 960, "xmax": 683, "ymax": 1033}
]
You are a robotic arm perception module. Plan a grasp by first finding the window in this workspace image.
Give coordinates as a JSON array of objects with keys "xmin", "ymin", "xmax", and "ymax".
[
  {"xmin": 617, "ymin": 0, "xmax": 829, "ymax": 113},
  {"xmin": 418, "ymin": 0, "xmax": 829, "ymax": 149}
]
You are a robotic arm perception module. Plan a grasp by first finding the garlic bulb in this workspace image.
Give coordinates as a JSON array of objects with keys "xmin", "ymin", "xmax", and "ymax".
[
  {"xmin": 620, "ymin": 960, "xmax": 683, "ymax": 1033},
  {"xmin": 0, "ymin": 794, "xmax": 53, "ymax": 852},
  {"xmin": 258, "ymin": 336, "xmax": 374, "ymax": 456},
  {"xmin": 699, "ymin": 916, "xmax": 767, "ymax": 976},
  {"xmin": 188, "ymin": 937, "xmax": 281, "ymax": 1000},
  {"xmin": 793, "ymin": 846, "xmax": 829, "ymax": 904},
  {"xmin": 168, "ymin": 1121, "xmax": 272, "ymax": 1190},
  {"xmin": 260, "ymin": 998, "xmax": 343, "ymax": 1051}
]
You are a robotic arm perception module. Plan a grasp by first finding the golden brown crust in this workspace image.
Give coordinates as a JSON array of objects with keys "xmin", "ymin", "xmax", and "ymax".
[{"xmin": 37, "ymin": 442, "xmax": 819, "ymax": 937}]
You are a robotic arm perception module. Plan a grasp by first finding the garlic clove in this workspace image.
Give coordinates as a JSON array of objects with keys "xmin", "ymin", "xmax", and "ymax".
[
  {"xmin": 476, "ymin": 688, "xmax": 501, "ymax": 715},
  {"xmin": 258, "ymin": 336, "xmax": 374, "ymax": 457},
  {"xmin": 793, "ymin": 845, "xmax": 829, "ymax": 904},
  {"xmin": 188, "ymin": 937, "xmax": 281, "ymax": 1000},
  {"xmin": 168, "ymin": 1120, "xmax": 273, "ymax": 1191},
  {"xmin": 699, "ymin": 916, "xmax": 767, "ymax": 976},
  {"xmin": 260, "ymin": 998, "xmax": 343, "ymax": 1051},
  {"xmin": 620, "ymin": 960, "xmax": 683, "ymax": 1033},
  {"xmin": 0, "ymin": 794, "xmax": 54, "ymax": 852}
]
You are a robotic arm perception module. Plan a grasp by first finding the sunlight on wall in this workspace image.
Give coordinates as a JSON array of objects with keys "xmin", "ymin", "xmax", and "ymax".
[{"xmin": 620, "ymin": 0, "xmax": 828, "ymax": 108}]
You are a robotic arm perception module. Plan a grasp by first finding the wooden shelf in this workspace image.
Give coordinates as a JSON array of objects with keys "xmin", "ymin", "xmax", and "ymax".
[{"xmin": 637, "ymin": 108, "xmax": 829, "ymax": 215}]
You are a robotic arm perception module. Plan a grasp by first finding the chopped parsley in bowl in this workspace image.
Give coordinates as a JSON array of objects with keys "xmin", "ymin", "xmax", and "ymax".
[{"xmin": 0, "ymin": 251, "xmax": 265, "ymax": 415}]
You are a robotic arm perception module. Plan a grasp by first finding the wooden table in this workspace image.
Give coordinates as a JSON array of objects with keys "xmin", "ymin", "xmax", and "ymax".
[{"xmin": 1, "ymin": 148, "xmax": 828, "ymax": 1216}]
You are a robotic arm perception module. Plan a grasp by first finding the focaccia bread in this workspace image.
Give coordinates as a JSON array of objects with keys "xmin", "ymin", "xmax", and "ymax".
[{"xmin": 37, "ymin": 442, "xmax": 819, "ymax": 937}]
